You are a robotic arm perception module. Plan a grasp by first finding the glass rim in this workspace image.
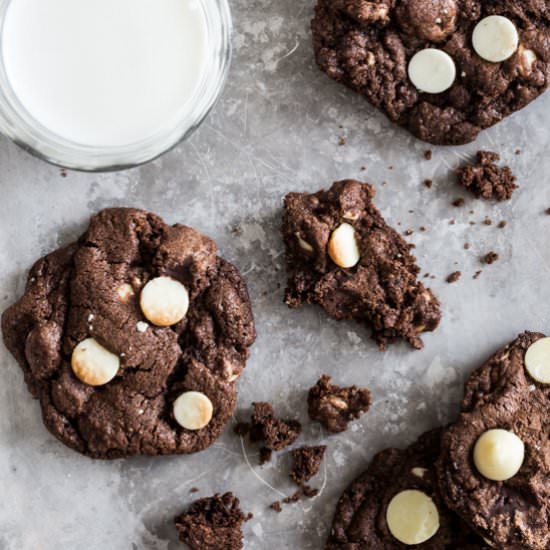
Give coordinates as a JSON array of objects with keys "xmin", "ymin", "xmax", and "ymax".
[{"xmin": 0, "ymin": 0, "xmax": 232, "ymax": 172}]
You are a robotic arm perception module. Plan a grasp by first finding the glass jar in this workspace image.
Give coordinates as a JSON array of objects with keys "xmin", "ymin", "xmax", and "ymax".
[{"xmin": 0, "ymin": 0, "xmax": 232, "ymax": 172}]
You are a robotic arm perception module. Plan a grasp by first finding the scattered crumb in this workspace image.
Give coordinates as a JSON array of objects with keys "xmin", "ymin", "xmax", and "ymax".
[
  {"xmin": 282, "ymin": 490, "xmax": 302, "ymax": 504},
  {"xmin": 301, "ymin": 485, "xmax": 319, "ymax": 499},
  {"xmin": 473, "ymin": 270, "xmax": 483, "ymax": 279},
  {"xmin": 446, "ymin": 271, "xmax": 462, "ymax": 284},
  {"xmin": 469, "ymin": 221, "xmax": 476, "ymax": 226},
  {"xmin": 482, "ymin": 252, "xmax": 499, "ymax": 265},
  {"xmin": 423, "ymin": 179, "xmax": 433, "ymax": 189},
  {"xmin": 189, "ymin": 487, "xmax": 199, "ymax": 494},
  {"xmin": 360, "ymin": 166, "xmax": 366, "ymax": 171},
  {"xmin": 449, "ymin": 219, "xmax": 456, "ymax": 225},
  {"xmin": 270, "ymin": 501, "xmax": 282, "ymax": 513},
  {"xmin": 497, "ymin": 220, "xmax": 507, "ymax": 229},
  {"xmin": 457, "ymin": 151, "xmax": 517, "ymax": 201},
  {"xmin": 424, "ymin": 273, "xmax": 430, "ymax": 278},
  {"xmin": 60, "ymin": 168, "xmax": 68, "ymax": 178},
  {"xmin": 483, "ymin": 217, "xmax": 492, "ymax": 226},
  {"xmin": 388, "ymin": 166, "xmax": 394, "ymax": 170},
  {"xmin": 338, "ymin": 136, "xmax": 346, "ymax": 146},
  {"xmin": 515, "ymin": 149, "xmax": 521, "ymax": 155},
  {"xmin": 452, "ymin": 198, "xmax": 465, "ymax": 207},
  {"xmin": 290, "ymin": 446, "xmax": 326, "ymax": 485},
  {"xmin": 546, "ymin": 208, "xmax": 550, "ymax": 215},
  {"xmin": 419, "ymin": 226, "xmax": 427, "ymax": 232},
  {"xmin": 464, "ymin": 243, "xmax": 471, "ymax": 250},
  {"xmin": 424, "ymin": 150, "xmax": 432, "ymax": 161},
  {"xmin": 404, "ymin": 229, "xmax": 414, "ymax": 236}
]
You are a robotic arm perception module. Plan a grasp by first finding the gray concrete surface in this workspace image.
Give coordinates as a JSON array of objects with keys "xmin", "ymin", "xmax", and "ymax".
[{"xmin": 1, "ymin": 0, "xmax": 550, "ymax": 548}]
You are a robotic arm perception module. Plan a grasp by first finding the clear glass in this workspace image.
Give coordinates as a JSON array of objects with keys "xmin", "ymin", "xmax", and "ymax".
[{"xmin": 0, "ymin": 0, "xmax": 232, "ymax": 172}]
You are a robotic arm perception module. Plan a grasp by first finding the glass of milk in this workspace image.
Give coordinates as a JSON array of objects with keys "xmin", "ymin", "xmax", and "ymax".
[{"xmin": 0, "ymin": 0, "xmax": 231, "ymax": 171}]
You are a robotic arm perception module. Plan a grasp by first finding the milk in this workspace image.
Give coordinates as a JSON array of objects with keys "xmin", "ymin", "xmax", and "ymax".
[{"xmin": 1, "ymin": 0, "xmax": 209, "ymax": 147}]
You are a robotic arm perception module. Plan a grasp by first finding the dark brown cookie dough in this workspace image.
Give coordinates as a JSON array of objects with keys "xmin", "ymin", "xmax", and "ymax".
[
  {"xmin": 437, "ymin": 332, "xmax": 550, "ymax": 549},
  {"xmin": 311, "ymin": 0, "xmax": 550, "ymax": 145},
  {"xmin": 290, "ymin": 445, "xmax": 327, "ymax": 485},
  {"xmin": 326, "ymin": 429, "xmax": 487, "ymax": 549},
  {"xmin": 457, "ymin": 151, "xmax": 518, "ymax": 201},
  {"xmin": 283, "ymin": 180, "xmax": 441, "ymax": 349},
  {"xmin": 1, "ymin": 208, "xmax": 256, "ymax": 458},
  {"xmin": 308, "ymin": 374, "xmax": 371, "ymax": 433},
  {"xmin": 174, "ymin": 492, "xmax": 252, "ymax": 550}
]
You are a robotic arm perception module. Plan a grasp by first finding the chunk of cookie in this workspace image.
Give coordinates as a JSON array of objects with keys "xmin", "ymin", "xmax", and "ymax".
[
  {"xmin": 308, "ymin": 374, "xmax": 371, "ymax": 433},
  {"xmin": 311, "ymin": 0, "xmax": 550, "ymax": 145},
  {"xmin": 457, "ymin": 151, "xmax": 518, "ymax": 201},
  {"xmin": 283, "ymin": 180, "xmax": 441, "ymax": 349},
  {"xmin": 327, "ymin": 429, "xmax": 487, "ymax": 548},
  {"xmin": 290, "ymin": 445, "xmax": 327, "ymax": 485},
  {"xmin": 437, "ymin": 332, "xmax": 550, "ymax": 549},
  {"xmin": 249, "ymin": 402, "xmax": 302, "ymax": 451},
  {"xmin": 1, "ymin": 208, "xmax": 256, "ymax": 458},
  {"xmin": 174, "ymin": 492, "xmax": 252, "ymax": 550}
]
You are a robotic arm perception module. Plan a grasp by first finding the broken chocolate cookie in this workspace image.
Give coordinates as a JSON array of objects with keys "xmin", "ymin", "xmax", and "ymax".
[
  {"xmin": 327, "ymin": 429, "xmax": 486, "ymax": 549},
  {"xmin": 290, "ymin": 445, "xmax": 327, "ymax": 485},
  {"xmin": 1, "ymin": 208, "xmax": 256, "ymax": 458},
  {"xmin": 249, "ymin": 402, "xmax": 302, "ymax": 452},
  {"xmin": 308, "ymin": 374, "xmax": 371, "ymax": 433},
  {"xmin": 283, "ymin": 180, "xmax": 441, "ymax": 349},
  {"xmin": 175, "ymin": 492, "xmax": 252, "ymax": 550},
  {"xmin": 457, "ymin": 151, "xmax": 518, "ymax": 201}
]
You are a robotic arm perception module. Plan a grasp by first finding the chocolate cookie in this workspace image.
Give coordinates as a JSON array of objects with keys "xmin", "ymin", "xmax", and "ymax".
[
  {"xmin": 282, "ymin": 180, "xmax": 441, "ymax": 349},
  {"xmin": 175, "ymin": 492, "xmax": 252, "ymax": 550},
  {"xmin": 437, "ymin": 332, "xmax": 550, "ymax": 548},
  {"xmin": 312, "ymin": 0, "xmax": 550, "ymax": 145},
  {"xmin": 326, "ymin": 429, "xmax": 487, "ymax": 549},
  {"xmin": 1, "ymin": 208, "xmax": 256, "ymax": 458}
]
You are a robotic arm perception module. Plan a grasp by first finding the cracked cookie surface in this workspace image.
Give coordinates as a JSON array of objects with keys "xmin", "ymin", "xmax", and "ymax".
[
  {"xmin": 437, "ymin": 332, "xmax": 550, "ymax": 548},
  {"xmin": 312, "ymin": 0, "xmax": 550, "ymax": 145},
  {"xmin": 283, "ymin": 180, "xmax": 441, "ymax": 349},
  {"xmin": 1, "ymin": 208, "xmax": 256, "ymax": 458},
  {"xmin": 326, "ymin": 428, "xmax": 487, "ymax": 549}
]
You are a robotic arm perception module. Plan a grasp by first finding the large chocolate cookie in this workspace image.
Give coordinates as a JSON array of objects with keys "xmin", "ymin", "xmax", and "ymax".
[
  {"xmin": 326, "ymin": 429, "xmax": 486, "ymax": 548},
  {"xmin": 437, "ymin": 332, "xmax": 550, "ymax": 548},
  {"xmin": 1, "ymin": 208, "xmax": 256, "ymax": 458},
  {"xmin": 312, "ymin": 0, "xmax": 550, "ymax": 145},
  {"xmin": 282, "ymin": 179, "xmax": 440, "ymax": 349}
]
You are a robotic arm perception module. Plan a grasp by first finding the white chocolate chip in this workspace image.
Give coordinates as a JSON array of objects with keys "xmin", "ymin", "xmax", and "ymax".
[
  {"xmin": 473, "ymin": 429, "xmax": 524, "ymax": 481},
  {"xmin": 525, "ymin": 337, "xmax": 550, "ymax": 384},
  {"xmin": 518, "ymin": 46, "xmax": 537, "ymax": 77},
  {"xmin": 328, "ymin": 223, "xmax": 360, "ymax": 268},
  {"xmin": 472, "ymin": 16, "xmax": 519, "ymax": 63},
  {"xmin": 139, "ymin": 276, "xmax": 189, "ymax": 327},
  {"xmin": 71, "ymin": 337, "xmax": 120, "ymax": 386},
  {"xmin": 408, "ymin": 49, "xmax": 456, "ymax": 94},
  {"xmin": 136, "ymin": 321, "xmax": 149, "ymax": 333},
  {"xmin": 173, "ymin": 391, "xmax": 213, "ymax": 430},
  {"xmin": 295, "ymin": 232, "xmax": 314, "ymax": 253},
  {"xmin": 117, "ymin": 283, "xmax": 135, "ymax": 303},
  {"xmin": 411, "ymin": 467, "xmax": 428, "ymax": 478},
  {"xmin": 386, "ymin": 490, "xmax": 440, "ymax": 545}
]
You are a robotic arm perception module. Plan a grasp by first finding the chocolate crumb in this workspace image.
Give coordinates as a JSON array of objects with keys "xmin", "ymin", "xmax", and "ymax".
[
  {"xmin": 424, "ymin": 150, "xmax": 432, "ymax": 161},
  {"xmin": 290, "ymin": 445, "xmax": 326, "ymax": 485},
  {"xmin": 497, "ymin": 220, "xmax": 507, "ymax": 229},
  {"xmin": 404, "ymin": 229, "xmax": 414, "ymax": 236},
  {"xmin": 301, "ymin": 485, "xmax": 320, "ymax": 499},
  {"xmin": 452, "ymin": 198, "xmax": 465, "ymax": 207},
  {"xmin": 446, "ymin": 271, "xmax": 461, "ymax": 284},
  {"xmin": 249, "ymin": 402, "xmax": 301, "ymax": 455},
  {"xmin": 483, "ymin": 218, "xmax": 492, "ymax": 226},
  {"xmin": 515, "ymin": 149, "xmax": 521, "ymax": 155},
  {"xmin": 282, "ymin": 490, "xmax": 302, "ymax": 504},
  {"xmin": 423, "ymin": 179, "xmax": 433, "ymax": 189},
  {"xmin": 457, "ymin": 151, "xmax": 517, "ymax": 201},
  {"xmin": 190, "ymin": 487, "xmax": 199, "ymax": 494},
  {"xmin": 464, "ymin": 243, "xmax": 471, "ymax": 250},
  {"xmin": 419, "ymin": 226, "xmax": 426, "ymax": 232},
  {"xmin": 270, "ymin": 501, "xmax": 282, "ymax": 513},
  {"xmin": 338, "ymin": 136, "xmax": 346, "ymax": 146},
  {"xmin": 546, "ymin": 208, "xmax": 550, "ymax": 215},
  {"xmin": 482, "ymin": 252, "xmax": 499, "ymax": 265},
  {"xmin": 473, "ymin": 270, "xmax": 483, "ymax": 279}
]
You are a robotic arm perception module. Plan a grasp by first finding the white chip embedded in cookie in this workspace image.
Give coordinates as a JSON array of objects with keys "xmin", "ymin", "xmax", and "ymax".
[
  {"xmin": 525, "ymin": 337, "xmax": 550, "ymax": 384},
  {"xmin": 386, "ymin": 489, "xmax": 440, "ymax": 545},
  {"xmin": 71, "ymin": 337, "xmax": 120, "ymax": 386},
  {"xmin": 472, "ymin": 16, "xmax": 519, "ymax": 63},
  {"xmin": 173, "ymin": 391, "xmax": 213, "ymax": 430},
  {"xmin": 140, "ymin": 276, "xmax": 189, "ymax": 327},
  {"xmin": 408, "ymin": 49, "xmax": 456, "ymax": 94},
  {"xmin": 473, "ymin": 429, "xmax": 524, "ymax": 481},
  {"xmin": 328, "ymin": 223, "xmax": 360, "ymax": 268}
]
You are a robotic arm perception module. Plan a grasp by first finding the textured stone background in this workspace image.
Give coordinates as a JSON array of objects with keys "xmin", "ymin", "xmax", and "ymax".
[{"xmin": 2, "ymin": 1, "xmax": 550, "ymax": 548}]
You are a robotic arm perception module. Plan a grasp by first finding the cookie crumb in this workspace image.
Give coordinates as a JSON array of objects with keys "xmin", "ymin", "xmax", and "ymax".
[
  {"xmin": 308, "ymin": 375, "xmax": 371, "ymax": 433},
  {"xmin": 249, "ymin": 402, "xmax": 302, "ymax": 454},
  {"xmin": 404, "ymin": 229, "xmax": 414, "ymax": 236},
  {"xmin": 338, "ymin": 136, "xmax": 346, "ymax": 146},
  {"xmin": 290, "ymin": 446, "xmax": 326, "ymax": 485},
  {"xmin": 424, "ymin": 150, "xmax": 432, "ymax": 161},
  {"xmin": 464, "ymin": 243, "xmax": 471, "ymax": 250},
  {"xmin": 446, "ymin": 271, "xmax": 461, "ymax": 284},
  {"xmin": 457, "ymin": 151, "xmax": 517, "ymax": 201},
  {"xmin": 452, "ymin": 198, "xmax": 465, "ymax": 207},
  {"xmin": 270, "ymin": 501, "xmax": 282, "ymax": 513},
  {"xmin": 482, "ymin": 252, "xmax": 499, "ymax": 265},
  {"xmin": 497, "ymin": 220, "xmax": 507, "ymax": 229},
  {"xmin": 473, "ymin": 270, "xmax": 483, "ymax": 279},
  {"xmin": 423, "ymin": 179, "xmax": 433, "ymax": 189},
  {"xmin": 545, "ymin": 208, "xmax": 550, "ymax": 215},
  {"xmin": 189, "ymin": 487, "xmax": 199, "ymax": 494},
  {"xmin": 483, "ymin": 217, "xmax": 492, "ymax": 226}
]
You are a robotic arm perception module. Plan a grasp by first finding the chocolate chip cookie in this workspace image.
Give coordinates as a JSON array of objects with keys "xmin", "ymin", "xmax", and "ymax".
[
  {"xmin": 283, "ymin": 180, "xmax": 441, "ymax": 349},
  {"xmin": 327, "ymin": 428, "xmax": 486, "ymax": 548},
  {"xmin": 312, "ymin": 0, "xmax": 550, "ymax": 145},
  {"xmin": 1, "ymin": 208, "xmax": 256, "ymax": 458},
  {"xmin": 437, "ymin": 332, "xmax": 550, "ymax": 548}
]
